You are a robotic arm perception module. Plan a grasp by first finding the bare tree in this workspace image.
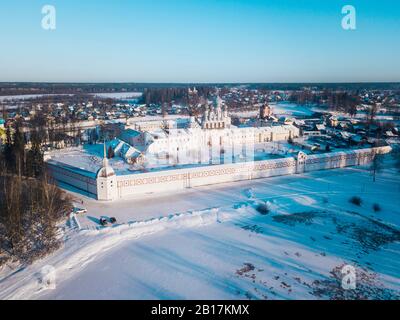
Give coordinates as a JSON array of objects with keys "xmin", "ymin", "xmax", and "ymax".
[{"xmin": 370, "ymin": 149, "xmax": 384, "ymax": 182}]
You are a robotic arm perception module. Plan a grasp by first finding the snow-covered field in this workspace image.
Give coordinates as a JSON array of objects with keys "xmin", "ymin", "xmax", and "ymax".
[
  {"xmin": 0, "ymin": 94, "xmax": 75, "ymax": 102},
  {"xmin": 0, "ymin": 164, "xmax": 399, "ymax": 300},
  {"xmin": 272, "ymin": 102, "xmax": 316, "ymax": 117},
  {"xmin": 231, "ymin": 102, "xmax": 317, "ymax": 118},
  {"xmin": 90, "ymin": 92, "xmax": 143, "ymax": 99}
]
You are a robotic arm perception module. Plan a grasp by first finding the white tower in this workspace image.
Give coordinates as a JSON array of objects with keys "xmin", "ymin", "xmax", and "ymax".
[
  {"xmin": 201, "ymin": 96, "xmax": 231, "ymax": 129},
  {"xmin": 295, "ymin": 151, "xmax": 307, "ymax": 174},
  {"xmin": 96, "ymin": 142, "xmax": 118, "ymax": 201}
]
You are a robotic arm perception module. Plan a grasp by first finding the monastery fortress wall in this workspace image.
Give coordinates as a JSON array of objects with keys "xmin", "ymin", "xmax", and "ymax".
[
  {"xmin": 47, "ymin": 146, "xmax": 391, "ymax": 201},
  {"xmin": 47, "ymin": 162, "xmax": 98, "ymax": 198}
]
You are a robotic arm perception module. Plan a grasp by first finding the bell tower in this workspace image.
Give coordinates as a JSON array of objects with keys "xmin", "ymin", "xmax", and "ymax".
[{"xmin": 201, "ymin": 96, "xmax": 231, "ymax": 129}]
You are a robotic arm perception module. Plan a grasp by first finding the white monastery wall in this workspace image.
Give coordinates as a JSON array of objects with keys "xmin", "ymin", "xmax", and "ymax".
[
  {"xmin": 48, "ymin": 146, "xmax": 391, "ymax": 201},
  {"xmin": 47, "ymin": 161, "xmax": 98, "ymax": 198}
]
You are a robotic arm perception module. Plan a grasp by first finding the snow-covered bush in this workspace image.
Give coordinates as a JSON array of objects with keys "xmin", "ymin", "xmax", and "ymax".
[
  {"xmin": 256, "ymin": 202, "xmax": 270, "ymax": 215},
  {"xmin": 349, "ymin": 196, "xmax": 362, "ymax": 206},
  {"xmin": 373, "ymin": 203, "xmax": 381, "ymax": 212}
]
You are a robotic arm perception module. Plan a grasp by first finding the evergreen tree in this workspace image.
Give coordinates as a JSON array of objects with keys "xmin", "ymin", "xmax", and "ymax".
[
  {"xmin": 325, "ymin": 145, "xmax": 331, "ymax": 152},
  {"xmin": 371, "ymin": 151, "xmax": 384, "ymax": 182},
  {"xmin": 26, "ymin": 132, "xmax": 44, "ymax": 178},
  {"xmin": 12, "ymin": 123, "xmax": 26, "ymax": 177},
  {"xmin": 3, "ymin": 127, "xmax": 14, "ymax": 173}
]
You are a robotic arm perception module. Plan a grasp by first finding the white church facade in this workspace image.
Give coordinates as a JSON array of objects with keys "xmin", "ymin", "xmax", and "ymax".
[{"xmin": 110, "ymin": 97, "xmax": 300, "ymax": 167}]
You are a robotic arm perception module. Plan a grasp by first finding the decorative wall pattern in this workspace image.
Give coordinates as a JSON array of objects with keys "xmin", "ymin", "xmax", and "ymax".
[{"xmin": 48, "ymin": 146, "xmax": 391, "ymax": 201}]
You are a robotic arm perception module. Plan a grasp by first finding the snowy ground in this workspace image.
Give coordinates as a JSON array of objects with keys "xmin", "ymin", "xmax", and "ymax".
[
  {"xmin": 230, "ymin": 102, "xmax": 399, "ymax": 124},
  {"xmin": 272, "ymin": 102, "xmax": 317, "ymax": 117},
  {"xmin": 0, "ymin": 163, "xmax": 399, "ymax": 300},
  {"xmin": 0, "ymin": 94, "xmax": 74, "ymax": 102},
  {"xmin": 231, "ymin": 102, "xmax": 317, "ymax": 118},
  {"xmin": 89, "ymin": 92, "xmax": 143, "ymax": 99}
]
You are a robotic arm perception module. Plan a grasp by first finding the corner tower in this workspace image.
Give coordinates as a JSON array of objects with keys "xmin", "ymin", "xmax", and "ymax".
[{"xmin": 96, "ymin": 142, "xmax": 118, "ymax": 201}]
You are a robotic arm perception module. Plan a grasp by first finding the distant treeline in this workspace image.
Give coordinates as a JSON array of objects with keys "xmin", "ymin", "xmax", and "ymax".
[
  {"xmin": 1, "ymin": 82, "xmax": 400, "ymax": 96},
  {"xmin": 140, "ymin": 86, "xmax": 214, "ymax": 105},
  {"xmin": 288, "ymin": 90, "xmax": 360, "ymax": 115},
  {"xmin": 248, "ymin": 83, "xmax": 400, "ymax": 91},
  {"xmin": 0, "ymin": 83, "xmax": 209, "ymax": 96}
]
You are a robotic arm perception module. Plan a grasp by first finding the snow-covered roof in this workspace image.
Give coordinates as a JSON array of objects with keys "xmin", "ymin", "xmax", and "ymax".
[
  {"xmin": 97, "ymin": 164, "xmax": 115, "ymax": 178},
  {"xmin": 122, "ymin": 129, "xmax": 141, "ymax": 137},
  {"xmin": 149, "ymin": 129, "xmax": 168, "ymax": 139},
  {"xmin": 294, "ymin": 119, "xmax": 306, "ymax": 126},
  {"xmin": 340, "ymin": 131, "xmax": 353, "ymax": 140},
  {"xmin": 108, "ymin": 138, "xmax": 123, "ymax": 150}
]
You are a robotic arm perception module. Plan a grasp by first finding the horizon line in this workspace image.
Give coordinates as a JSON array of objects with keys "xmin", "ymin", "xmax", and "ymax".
[{"xmin": 1, "ymin": 81, "xmax": 400, "ymax": 85}]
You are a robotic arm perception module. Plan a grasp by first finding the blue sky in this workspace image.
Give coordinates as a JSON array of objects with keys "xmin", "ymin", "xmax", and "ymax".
[{"xmin": 0, "ymin": 0, "xmax": 399, "ymax": 83}]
